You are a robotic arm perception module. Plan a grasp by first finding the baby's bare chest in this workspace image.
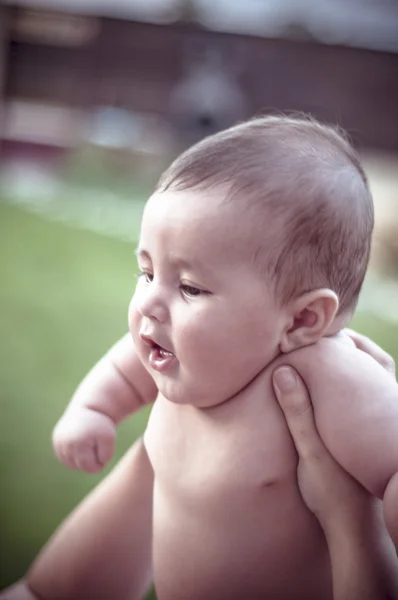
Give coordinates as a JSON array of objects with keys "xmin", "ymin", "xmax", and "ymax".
[
  {"xmin": 144, "ymin": 383, "xmax": 331, "ymax": 600},
  {"xmin": 144, "ymin": 380, "xmax": 297, "ymax": 500}
]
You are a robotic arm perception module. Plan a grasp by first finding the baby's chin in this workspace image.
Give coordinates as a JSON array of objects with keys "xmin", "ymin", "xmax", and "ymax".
[{"xmin": 154, "ymin": 375, "xmax": 250, "ymax": 409}]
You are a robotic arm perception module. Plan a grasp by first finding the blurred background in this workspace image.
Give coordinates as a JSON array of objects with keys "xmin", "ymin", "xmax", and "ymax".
[{"xmin": 0, "ymin": 0, "xmax": 398, "ymax": 595}]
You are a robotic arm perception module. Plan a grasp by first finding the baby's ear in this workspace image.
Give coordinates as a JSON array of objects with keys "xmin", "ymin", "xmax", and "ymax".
[{"xmin": 279, "ymin": 289, "xmax": 339, "ymax": 353}]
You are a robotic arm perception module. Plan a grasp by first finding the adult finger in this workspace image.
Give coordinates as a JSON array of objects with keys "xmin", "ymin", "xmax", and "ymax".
[
  {"xmin": 345, "ymin": 328, "xmax": 396, "ymax": 378},
  {"xmin": 272, "ymin": 366, "xmax": 324, "ymax": 460}
]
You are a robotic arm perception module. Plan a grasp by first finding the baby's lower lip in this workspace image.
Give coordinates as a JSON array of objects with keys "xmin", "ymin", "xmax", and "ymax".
[{"xmin": 148, "ymin": 346, "xmax": 176, "ymax": 372}]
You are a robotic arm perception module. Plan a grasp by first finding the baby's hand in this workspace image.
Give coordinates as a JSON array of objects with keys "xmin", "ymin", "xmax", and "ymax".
[{"xmin": 52, "ymin": 409, "xmax": 116, "ymax": 473}]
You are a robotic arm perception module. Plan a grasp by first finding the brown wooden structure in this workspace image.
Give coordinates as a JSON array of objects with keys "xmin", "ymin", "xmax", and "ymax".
[{"xmin": 1, "ymin": 5, "xmax": 398, "ymax": 152}]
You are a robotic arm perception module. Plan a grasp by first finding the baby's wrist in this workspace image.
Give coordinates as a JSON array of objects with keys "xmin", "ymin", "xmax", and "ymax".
[
  {"xmin": 83, "ymin": 405, "xmax": 118, "ymax": 425},
  {"xmin": 70, "ymin": 405, "xmax": 114, "ymax": 423}
]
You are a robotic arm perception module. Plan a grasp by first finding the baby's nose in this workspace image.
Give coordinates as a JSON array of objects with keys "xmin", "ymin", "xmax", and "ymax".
[{"xmin": 137, "ymin": 284, "xmax": 169, "ymax": 323}]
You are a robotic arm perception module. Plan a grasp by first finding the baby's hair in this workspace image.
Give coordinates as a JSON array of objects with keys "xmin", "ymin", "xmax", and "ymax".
[{"xmin": 156, "ymin": 115, "xmax": 374, "ymax": 314}]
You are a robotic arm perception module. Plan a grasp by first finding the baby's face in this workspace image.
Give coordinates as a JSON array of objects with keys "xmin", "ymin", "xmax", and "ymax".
[{"xmin": 129, "ymin": 188, "xmax": 288, "ymax": 407}]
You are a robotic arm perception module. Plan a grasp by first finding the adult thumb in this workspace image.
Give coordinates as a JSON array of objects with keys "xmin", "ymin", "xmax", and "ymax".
[{"xmin": 272, "ymin": 366, "xmax": 322, "ymax": 459}]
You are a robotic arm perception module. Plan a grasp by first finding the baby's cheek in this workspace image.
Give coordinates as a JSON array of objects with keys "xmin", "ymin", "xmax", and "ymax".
[
  {"xmin": 182, "ymin": 324, "xmax": 230, "ymax": 371},
  {"xmin": 128, "ymin": 297, "xmax": 140, "ymax": 336},
  {"xmin": 177, "ymin": 324, "xmax": 207, "ymax": 365}
]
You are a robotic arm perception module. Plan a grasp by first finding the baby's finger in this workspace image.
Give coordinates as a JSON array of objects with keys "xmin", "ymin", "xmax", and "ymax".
[
  {"xmin": 272, "ymin": 366, "xmax": 324, "ymax": 460},
  {"xmin": 75, "ymin": 446, "xmax": 102, "ymax": 473},
  {"xmin": 345, "ymin": 328, "xmax": 396, "ymax": 378},
  {"xmin": 58, "ymin": 447, "xmax": 79, "ymax": 470},
  {"xmin": 96, "ymin": 436, "xmax": 115, "ymax": 467}
]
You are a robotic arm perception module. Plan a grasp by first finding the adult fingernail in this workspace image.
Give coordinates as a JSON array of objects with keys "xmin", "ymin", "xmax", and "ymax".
[{"xmin": 273, "ymin": 367, "xmax": 297, "ymax": 392}]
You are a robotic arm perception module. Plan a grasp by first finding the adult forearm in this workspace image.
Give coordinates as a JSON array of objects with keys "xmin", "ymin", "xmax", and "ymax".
[
  {"xmin": 27, "ymin": 439, "xmax": 153, "ymax": 600},
  {"xmin": 384, "ymin": 472, "xmax": 398, "ymax": 549},
  {"xmin": 327, "ymin": 509, "xmax": 398, "ymax": 600}
]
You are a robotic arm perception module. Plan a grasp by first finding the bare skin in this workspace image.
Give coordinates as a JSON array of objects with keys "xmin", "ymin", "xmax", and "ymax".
[
  {"xmin": 44, "ymin": 186, "xmax": 398, "ymax": 597},
  {"xmin": 273, "ymin": 363, "xmax": 398, "ymax": 600},
  {"xmin": 3, "ymin": 118, "xmax": 396, "ymax": 599},
  {"xmin": 1, "ymin": 333, "xmax": 397, "ymax": 600},
  {"xmin": 143, "ymin": 331, "xmax": 398, "ymax": 600},
  {"xmin": 25, "ymin": 438, "xmax": 153, "ymax": 600},
  {"xmin": 36, "ymin": 325, "xmax": 398, "ymax": 600}
]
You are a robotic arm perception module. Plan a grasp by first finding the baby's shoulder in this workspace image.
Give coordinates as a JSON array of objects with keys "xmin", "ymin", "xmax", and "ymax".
[{"xmin": 272, "ymin": 332, "xmax": 395, "ymax": 403}]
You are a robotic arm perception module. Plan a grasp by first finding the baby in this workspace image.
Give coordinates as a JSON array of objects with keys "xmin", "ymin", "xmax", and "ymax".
[{"xmin": 53, "ymin": 116, "xmax": 398, "ymax": 600}]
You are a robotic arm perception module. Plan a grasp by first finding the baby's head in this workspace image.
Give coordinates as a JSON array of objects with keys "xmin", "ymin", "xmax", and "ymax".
[
  {"xmin": 158, "ymin": 115, "xmax": 373, "ymax": 321},
  {"xmin": 130, "ymin": 115, "xmax": 373, "ymax": 406}
]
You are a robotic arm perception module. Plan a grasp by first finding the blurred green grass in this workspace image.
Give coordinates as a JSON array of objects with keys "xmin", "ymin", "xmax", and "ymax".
[
  {"xmin": 1, "ymin": 199, "xmax": 398, "ymax": 593},
  {"xmin": 0, "ymin": 201, "xmax": 150, "ymax": 589}
]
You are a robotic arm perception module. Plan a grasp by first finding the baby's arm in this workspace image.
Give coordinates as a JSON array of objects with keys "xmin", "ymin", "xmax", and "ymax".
[
  {"xmin": 292, "ymin": 339, "xmax": 398, "ymax": 547},
  {"xmin": 53, "ymin": 333, "xmax": 157, "ymax": 473}
]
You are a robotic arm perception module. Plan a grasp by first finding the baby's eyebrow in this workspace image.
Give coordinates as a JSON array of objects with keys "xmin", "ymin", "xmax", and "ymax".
[
  {"xmin": 135, "ymin": 248, "xmax": 213, "ymax": 278},
  {"xmin": 135, "ymin": 247, "xmax": 150, "ymax": 260}
]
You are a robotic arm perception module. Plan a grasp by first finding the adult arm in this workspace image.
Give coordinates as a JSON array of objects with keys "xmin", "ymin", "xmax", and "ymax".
[{"xmin": 0, "ymin": 437, "xmax": 154, "ymax": 600}]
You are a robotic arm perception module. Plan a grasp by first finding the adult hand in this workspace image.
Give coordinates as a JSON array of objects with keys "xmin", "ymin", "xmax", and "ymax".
[
  {"xmin": 272, "ymin": 364, "xmax": 398, "ymax": 600},
  {"xmin": 272, "ymin": 331, "xmax": 396, "ymax": 528},
  {"xmin": 272, "ymin": 366, "xmax": 369, "ymax": 535}
]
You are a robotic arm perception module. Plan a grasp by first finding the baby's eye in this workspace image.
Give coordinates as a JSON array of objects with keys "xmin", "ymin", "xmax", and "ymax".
[
  {"xmin": 180, "ymin": 283, "xmax": 209, "ymax": 298},
  {"xmin": 138, "ymin": 271, "xmax": 153, "ymax": 284}
]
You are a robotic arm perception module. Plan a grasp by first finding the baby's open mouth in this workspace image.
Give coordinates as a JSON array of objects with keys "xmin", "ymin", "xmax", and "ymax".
[
  {"xmin": 149, "ymin": 343, "xmax": 175, "ymax": 372},
  {"xmin": 140, "ymin": 333, "xmax": 175, "ymax": 371},
  {"xmin": 152, "ymin": 342, "xmax": 174, "ymax": 359}
]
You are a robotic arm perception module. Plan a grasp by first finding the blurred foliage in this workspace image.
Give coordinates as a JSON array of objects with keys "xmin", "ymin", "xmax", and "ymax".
[{"xmin": 0, "ymin": 199, "xmax": 397, "ymax": 596}]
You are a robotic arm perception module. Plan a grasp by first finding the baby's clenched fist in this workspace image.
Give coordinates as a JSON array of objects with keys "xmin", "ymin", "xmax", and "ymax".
[{"xmin": 52, "ymin": 408, "xmax": 116, "ymax": 473}]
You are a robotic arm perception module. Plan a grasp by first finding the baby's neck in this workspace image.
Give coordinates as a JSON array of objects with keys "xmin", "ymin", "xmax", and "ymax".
[{"xmin": 324, "ymin": 312, "xmax": 351, "ymax": 338}]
